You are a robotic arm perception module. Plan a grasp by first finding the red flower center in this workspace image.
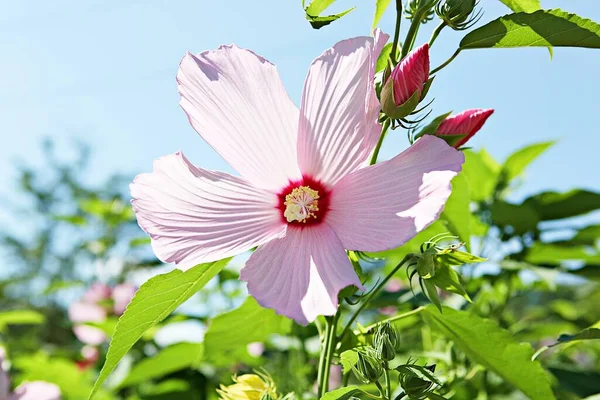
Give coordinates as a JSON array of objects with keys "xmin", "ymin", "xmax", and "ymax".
[{"xmin": 278, "ymin": 176, "xmax": 330, "ymax": 226}]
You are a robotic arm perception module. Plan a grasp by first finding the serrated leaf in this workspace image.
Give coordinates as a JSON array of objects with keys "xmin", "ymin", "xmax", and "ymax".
[
  {"xmin": 422, "ymin": 307, "xmax": 555, "ymax": 400},
  {"xmin": 203, "ymin": 297, "xmax": 291, "ymax": 366},
  {"xmin": 305, "ymin": 0, "xmax": 336, "ymax": 15},
  {"xmin": 119, "ymin": 342, "xmax": 203, "ymax": 388},
  {"xmin": 340, "ymin": 349, "xmax": 359, "ymax": 374},
  {"xmin": 304, "ymin": 0, "xmax": 355, "ymax": 29},
  {"xmin": 502, "ymin": 141, "xmax": 553, "ymax": 182},
  {"xmin": 460, "ymin": 9, "xmax": 600, "ymax": 50},
  {"xmin": 429, "ymin": 264, "xmax": 471, "ymax": 302},
  {"xmin": 498, "ymin": 0, "xmax": 540, "ymax": 13},
  {"xmin": 372, "ymin": 0, "xmax": 392, "ymax": 29},
  {"xmin": 89, "ymin": 259, "xmax": 230, "ymax": 399},
  {"xmin": 322, "ymin": 386, "xmax": 360, "ymax": 400},
  {"xmin": 524, "ymin": 190, "xmax": 600, "ymax": 221}
]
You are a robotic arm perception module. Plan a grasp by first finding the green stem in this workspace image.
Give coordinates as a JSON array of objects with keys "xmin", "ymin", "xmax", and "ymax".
[
  {"xmin": 361, "ymin": 307, "xmax": 425, "ymax": 335},
  {"xmin": 390, "ymin": 0, "xmax": 403, "ymax": 62},
  {"xmin": 428, "ymin": 21, "xmax": 446, "ymax": 47},
  {"xmin": 375, "ymin": 381, "xmax": 386, "ymax": 399},
  {"xmin": 317, "ymin": 314, "xmax": 339, "ymax": 398},
  {"xmin": 384, "ymin": 366, "xmax": 392, "ymax": 400},
  {"xmin": 369, "ymin": 119, "xmax": 391, "ymax": 165},
  {"xmin": 430, "ymin": 49, "xmax": 461, "ymax": 75},
  {"xmin": 340, "ymin": 255, "xmax": 414, "ymax": 340},
  {"xmin": 401, "ymin": 10, "xmax": 424, "ymax": 59}
]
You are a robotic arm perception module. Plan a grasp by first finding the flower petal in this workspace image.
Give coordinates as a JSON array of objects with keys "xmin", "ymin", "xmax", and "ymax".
[
  {"xmin": 130, "ymin": 152, "xmax": 286, "ymax": 270},
  {"xmin": 436, "ymin": 108, "xmax": 494, "ymax": 147},
  {"xmin": 240, "ymin": 224, "xmax": 362, "ymax": 324},
  {"xmin": 177, "ymin": 45, "xmax": 301, "ymax": 191},
  {"xmin": 297, "ymin": 30, "xmax": 389, "ymax": 186},
  {"xmin": 68, "ymin": 302, "xmax": 106, "ymax": 324},
  {"xmin": 73, "ymin": 325, "xmax": 107, "ymax": 346},
  {"xmin": 390, "ymin": 43, "xmax": 429, "ymax": 105},
  {"xmin": 327, "ymin": 135, "xmax": 464, "ymax": 251}
]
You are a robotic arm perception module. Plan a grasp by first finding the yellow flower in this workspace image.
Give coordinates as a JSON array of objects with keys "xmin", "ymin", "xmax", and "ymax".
[{"xmin": 217, "ymin": 372, "xmax": 277, "ymax": 400}]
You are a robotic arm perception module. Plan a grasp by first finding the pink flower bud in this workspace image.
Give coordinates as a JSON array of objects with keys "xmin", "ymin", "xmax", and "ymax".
[
  {"xmin": 82, "ymin": 283, "xmax": 112, "ymax": 304},
  {"xmin": 68, "ymin": 302, "xmax": 106, "ymax": 324},
  {"xmin": 435, "ymin": 108, "xmax": 494, "ymax": 147},
  {"xmin": 73, "ymin": 325, "xmax": 107, "ymax": 346},
  {"xmin": 391, "ymin": 44, "xmax": 430, "ymax": 105}
]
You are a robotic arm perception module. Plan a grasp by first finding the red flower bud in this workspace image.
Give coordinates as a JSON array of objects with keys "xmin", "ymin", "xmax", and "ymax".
[
  {"xmin": 381, "ymin": 44, "xmax": 430, "ymax": 119},
  {"xmin": 435, "ymin": 108, "xmax": 494, "ymax": 147}
]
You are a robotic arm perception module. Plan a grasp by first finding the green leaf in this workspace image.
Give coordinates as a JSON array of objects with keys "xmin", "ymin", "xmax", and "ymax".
[
  {"xmin": 502, "ymin": 141, "xmax": 553, "ymax": 182},
  {"xmin": 491, "ymin": 200, "xmax": 539, "ymax": 234},
  {"xmin": 203, "ymin": 297, "xmax": 292, "ymax": 366},
  {"xmin": 524, "ymin": 190, "xmax": 600, "ymax": 221},
  {"xmin": 89, "ymin": 259, "xmax": 230, "ymax": 399},
  {"xmin": 441, "ymin": 173, "xmax": 472, "ymax": 249},
  {"xmin": 498, "ymin": 0, "xmax": 540, "ymax": 13},
  {"xmin": 429, "ymin": 264, "xmax": 471, "ymax": 302},
  {"xmin": 340, "ymin": 349, "xmax": 359, "ymax": 374},
  {"xmin": 372, "ymin": 0, "xmax": 392, "ymax": 29},
  {"xmin": 557, "ymin": 225, "xmax": 600, "ymax": 247},
  {"xmin": 550, "ymin": 367, "xmax": 600, "ymax": 398},
  {"xmin": 460, "ymin": 9, "xmax": 600, "ymax": 50},
  {"xmin": 0, "ymin": 310, "xmax": 45, "ymax": 332},
  {"xmin": 321, "ymin": 386, "xmax": 360, "ymax": 400},
  {"xmin": 304, "ymin": 0, "xmax": 354, "ymax": 29},
  {"xmin": 462, "ymin": 149, "xmax": 500, "ymax": 202},
  {"xmin": 119, "ymin": 343, "xmax": 203, "ymax": 387},
  {"xmin": 375, "ymin": 43, "xmax": 393, "ymax": 73},
  {"xmin": 525, "ymin": 243, "xmax": 600, "ymax": 265},
  {"xmin": 422, "ymin": 280, "xmax": 442, "ymax": 312},
  {"xmin": 422, "ymin": 306, "xmax": 555, "ymax": 400}
]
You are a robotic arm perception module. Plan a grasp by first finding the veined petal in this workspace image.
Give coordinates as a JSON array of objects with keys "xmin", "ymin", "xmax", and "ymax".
[
  {"xmin": 327, "ymin": 135, "xmax": 464, "ymax": 251},
  {"xmin": 130, "ymin": 152, "xmax": 286, "ymax": 270},
  {"xmin": 297, "ymin": 30, "xmax": 389, "ymax": 186},
  {"xmin": 436, "ymin": 108, "xmax": 494, "ymax": 147},
  {"xmin": 177, "ymin": 45, "xmax": 301, "ymax": 191},
  {"xmin": 240, "ymin": 224, "xmax": 362, "ymax": 325}
]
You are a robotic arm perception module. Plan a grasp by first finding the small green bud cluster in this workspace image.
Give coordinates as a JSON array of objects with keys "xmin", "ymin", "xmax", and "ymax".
[
  {"xmin": 435, "ymin": 0, "xmax": 481, "ymax": 30},
  {"xmin": 352, "ymin": 346, "xmax": 384, "ymax": 383},
  {"xmin": 405, "ymin": 0, "xmax": 437, "ymax": 24},
  {"xmin": 397, "ymin": 363, "xmax": 443, "ymax": 399},
  {"xmin": 373, "ymin": 321, "xmax": 400, "ymax": 362}
]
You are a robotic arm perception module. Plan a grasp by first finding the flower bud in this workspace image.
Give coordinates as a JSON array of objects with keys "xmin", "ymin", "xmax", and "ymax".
[
  {"xmin": 381, "ymin": 44, "xmax": 430, "ymax": 119},
  {"xmin": 352, "ymin": 347, "xmax": 384, "ymax": 383},
  {"xmin": 416, "ymin": 252, "xmax": 436, "ymax": 279},
  {"xmin": 434, "ymin": 108, "xmax": 494, "ymax": 148},
  {"xmin": 373, "ymin": 322, "xmax": 399, "ymax": 361},
  {"xmin": 397, "ymin": 364, "xmax": 440, "ymax": 399},
  {"xmin": 436, "ymin": 0, "xmax": 479, "ymax": 30}
]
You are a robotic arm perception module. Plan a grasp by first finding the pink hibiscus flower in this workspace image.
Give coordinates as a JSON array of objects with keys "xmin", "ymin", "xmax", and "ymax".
[{"xmin": 130, "ymin": 30, "xmax": 464, "ymax": 324}]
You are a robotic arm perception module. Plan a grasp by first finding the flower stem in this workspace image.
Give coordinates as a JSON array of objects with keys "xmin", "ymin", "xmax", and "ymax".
[
  {"xmin": 361, "ymin": 307, "xmax": 425, "ymax": 335},
  {"xmin": 428, "ymin": 21, "xmax": 446, "ymax": 47},
  {"xmin": 430, "ymin": 48, "xmax": 461, "ymax": 75},
  {"xmin": 370, "ymin": 119, "xmax": 391, "ymax": 165},
  {"xmin": 317, "ymin": 314, "xmax": 339, "ymax": 397},
  {"xmin": 390, "ymin": 0, "xmax": 403, "ymax": 62},
  {"xmin": 339, "ymin": 255, "xmax": 414, "ymax": 340},
  {"xmin": 401, "ymin": 10, "xmax": 424, "ymax": 59},
  {"xmin": 384, "ymin": 365, "xmax": 392, "ymax": 400}
]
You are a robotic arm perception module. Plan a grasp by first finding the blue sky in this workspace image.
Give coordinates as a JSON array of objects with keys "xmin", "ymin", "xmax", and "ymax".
[{"xmin": 1, "ymin": 0, "xmax": 599, "ymax": 217}]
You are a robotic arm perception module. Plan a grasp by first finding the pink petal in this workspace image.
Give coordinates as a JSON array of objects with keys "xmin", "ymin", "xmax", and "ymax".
[
  {"xmin": 111, "ymin": 283, "xmax": 137, "ymax": 315},
  {"xmin": 327, "ymin": 135, "xmax": 463, "ymax": 251},
  {"xmin": 130, "ymin": 152, "xmax": 286, "ymax": 270},
  {"xmin": 10, "ymin": 382, "xmax": 61, "ymax": 400},
  {"xmin": 82, "ymin": 283, "xmax": 112, "ymax": 304},
  {"xmin": 177, "ymin": 45, "xmax": 301, "ymax": 191},
  {"xmin": 0, "ymin": 361, "xmax": 9, "ymax": 399},
  {"xmin": 436, "ymin": 108, "xmax": 494, "ymax": 147},
  {"xmin": 73, "ymin": 325, "xmax": 107, "ymax": 346},
  {"xmin": 297, "ymin": 30, "xmax": 389, "ymax": 186},
  {"xmin": 68, "ymin": 302, "xmax": 106, "ymax": 324},
  {"xmin": 390, "ymin": 43, "xmax": 429, "ymax": 105},
  {"xmin": 240, "ymin": 224, "xmax": 362, "ymax": 324}
]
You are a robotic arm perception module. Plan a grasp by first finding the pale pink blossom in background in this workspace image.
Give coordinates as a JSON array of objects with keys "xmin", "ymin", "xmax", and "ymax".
[
  {"xmin": 10, "ymin": 382, "xmax": 61, "ymax": 400},
  {"xmin": 131, "ymin": 30, "xmax": 464, "ymax": 324},
  {"xmin": 68, "ymin": 302, "xmax": 106, "ymax": 324},
  {"xmin": 73, "ymin": 325, "xmax": 107, "ymax": 346},
  {"xmin": 246, "ymin": 342, "xmax": 265, "ymax": 358},
  {"xmin": 82, "ymin": 283, "xmax": 112, "ymax": 304},
  {"xmin": 112, "ymin": 283, "xmax": 137, "ymax": 315},
  {"xmin": 379, "ymin": 306, "xmax": 398, "ymax": 316},
  {"xmin": 384, "ymin": 278, "xmax": 405, "ymax": 293}
]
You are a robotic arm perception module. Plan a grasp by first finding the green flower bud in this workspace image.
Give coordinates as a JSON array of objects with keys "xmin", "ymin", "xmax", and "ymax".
[
  {"xmin": 397, "ymin": 364, "xmax": 440, "ymax": 399},
  {"xmin": 435, "ymin": 0, "xmax": 480, "ymax": 30},
  {"xmin": 373, "ymin": 322, "xmax": 399, "ymax": 361},
  {"xmin": 352, "ymin": 347, "xmax": 384, "ymax": 384},
  {"xmin": 416, "ymin": 252, "xmax": 436, "ymax": 279}
]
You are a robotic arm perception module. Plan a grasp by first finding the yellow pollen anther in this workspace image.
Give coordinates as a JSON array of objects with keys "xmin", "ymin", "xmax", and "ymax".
[{"xmin": 283, "ymin": 186, "xmax": 320, "ymax": 223}]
